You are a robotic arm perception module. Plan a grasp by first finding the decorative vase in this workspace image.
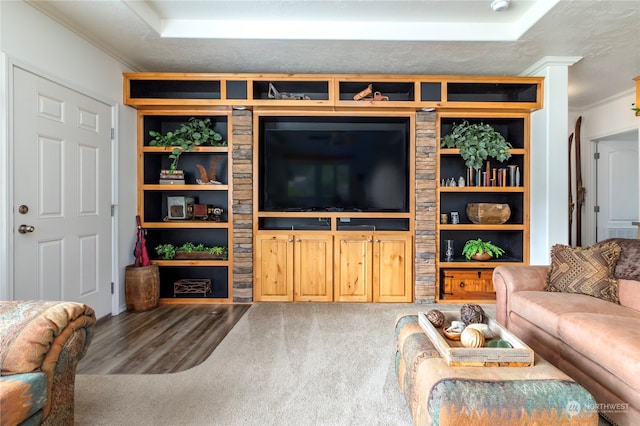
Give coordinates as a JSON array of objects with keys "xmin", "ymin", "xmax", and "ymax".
[
  {"xmin": 466, "ymin": 203, "xmax": 511, "ymax": 224},
  {"xmin": 471, "ymin": 252, "xmax": 492, "ymax": 261}
]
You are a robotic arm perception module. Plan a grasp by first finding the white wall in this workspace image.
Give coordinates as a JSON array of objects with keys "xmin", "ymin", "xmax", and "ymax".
[
  {"xmin": 571, "ymin": 89, "xmax": 640, "ymax": 245},
  {"xmin": 528, "ymin": 63, "xmax": 572, "ymax": 264},
  {"xmin": 0, "ymin": 1, "xmax": 137, "ymax": 314}
]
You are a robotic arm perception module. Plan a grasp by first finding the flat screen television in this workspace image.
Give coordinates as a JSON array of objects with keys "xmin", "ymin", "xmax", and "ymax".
[{"xmin": 259, "ymin": 116, "xmax": 410, "ymax": 212}]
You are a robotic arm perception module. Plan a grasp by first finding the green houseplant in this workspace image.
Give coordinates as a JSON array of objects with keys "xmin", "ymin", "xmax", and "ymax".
[
  {"xmin": 155, "ymin": 243, "xmax": 228, "ymax": 260},
  {"xmin": 149, "ymin": 117, "xmax": 226, "ymax": 173},
  {"xmin": 462, "ymin": 238, "xmax": 505, "ymax": 261},
  {"xmin": 441, "ymin": 120, "xmax": 512, "ymax": 170}
]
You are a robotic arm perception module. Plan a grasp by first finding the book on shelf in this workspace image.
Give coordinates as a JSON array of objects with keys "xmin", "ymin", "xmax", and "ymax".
[{"xmin": 159, "ymin": 179, "xmax": 185, "ymax": 185}]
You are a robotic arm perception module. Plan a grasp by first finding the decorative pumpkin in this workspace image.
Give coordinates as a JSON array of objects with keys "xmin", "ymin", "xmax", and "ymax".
[
  {"xmin": 460, "ymin": 327, "xmax": 486, "ymax": 348},
  {"xmin": 460, "ymin": 303, "xmax": 486, "ymax": 325},
  {"xmin": 426, "ymin": 309, "xmax": 445, "ymax": 328}
]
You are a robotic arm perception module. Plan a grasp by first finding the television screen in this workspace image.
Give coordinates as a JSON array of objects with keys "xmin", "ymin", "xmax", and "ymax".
[{"xmin": 259, "ymin": 116, "xmax": 410, "ymax": 212}]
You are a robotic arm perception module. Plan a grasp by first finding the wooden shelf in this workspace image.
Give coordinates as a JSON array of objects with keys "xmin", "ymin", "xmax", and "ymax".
[
  {"xmin": 142, "ymin": 221, "xmax": 229, "ymax": 229},
  {"xmin": 142, "ymin": 184, "xmax": 229, "ymax": 191},
  {"xmin": 124, "ymin": 73, "xmax": 543, "ymax": 111},
  {"xmin": 154, "ymin": 259, "xmax": 229, "ymax": 267}
]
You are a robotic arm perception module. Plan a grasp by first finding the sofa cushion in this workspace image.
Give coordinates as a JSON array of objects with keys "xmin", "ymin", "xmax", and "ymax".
[
  {"xmin": 509, "ymin": 291, "xmax": 633, "ymax": 337},
  {"xmin": 619, "ymin": 279, "xmax": 640, "ymax": 312},
  {"xmin": 558, "ymin": 312, "xmax": 640, "ymax": 393},
  {"xmin": 596, "ymin": 238, "xmax": 640, "ymax": 281},
  {"xmin": 545, "ymin": 243, "xmax": 621, "ymax": 303}
]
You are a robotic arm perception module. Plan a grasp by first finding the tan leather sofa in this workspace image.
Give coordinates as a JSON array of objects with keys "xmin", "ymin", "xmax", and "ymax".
[{"xmin": 494, "ymin": 238, "xmax": 640, "ymax": 426}]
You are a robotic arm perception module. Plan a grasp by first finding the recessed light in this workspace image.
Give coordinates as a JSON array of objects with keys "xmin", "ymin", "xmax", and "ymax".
[{"xmin": 491, "ymin": 0, "xmax": 511, "ymax": 12}]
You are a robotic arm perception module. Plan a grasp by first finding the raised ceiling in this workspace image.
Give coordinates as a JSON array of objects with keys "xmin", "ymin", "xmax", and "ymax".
[{"xmin": 27, "ymin": 0, "xmax": 640, "ymax": 109}]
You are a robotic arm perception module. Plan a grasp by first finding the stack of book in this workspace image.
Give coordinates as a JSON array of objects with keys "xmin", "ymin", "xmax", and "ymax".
[{"xmin": 159, "ymin": 169, "xmax": 185, "ymax": 185}]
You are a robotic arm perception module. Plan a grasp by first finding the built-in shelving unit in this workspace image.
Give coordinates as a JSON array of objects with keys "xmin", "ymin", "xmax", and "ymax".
[
  {"xmin": 124, "ymin": 72, "xmax": 542, "ymax": 304},
  {"xmin": 136, "ymin": 109, "xmax": 233, "ymax": 303},
  {"xmin": 437, "ymin": 112, "xmax": 530, "ymax": 301}
]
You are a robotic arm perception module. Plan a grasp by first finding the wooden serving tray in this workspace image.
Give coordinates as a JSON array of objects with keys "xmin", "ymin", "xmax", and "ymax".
[{"xmin": 418, "ymin": 311, "xmax": 534, "ymax": 367}]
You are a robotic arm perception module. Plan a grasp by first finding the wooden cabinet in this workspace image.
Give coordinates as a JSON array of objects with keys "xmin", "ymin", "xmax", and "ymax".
[
  {"xmin": 441, "ymin": 269, "xmax": 494, "ymax": 300},
  {"xmin": 256, "ymin": 232, "xmax": 412, "ymax": 302},
  {"xmin": 335, "ymin": 234, "xmax": 413, "ymax": 302},
  {"xmin": 137, "ymin": 110, "xmax": 233, "ymax": 303},
  {"xmin": 255, "ymin": 233, "xmax": 333, "ymax": 302},
  {"xmin": 437, "ymin": 111, "xmax": 529, "ymax": 302}
]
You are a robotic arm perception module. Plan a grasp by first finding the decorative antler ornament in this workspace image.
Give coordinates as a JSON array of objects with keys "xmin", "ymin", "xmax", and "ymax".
[
  {"xmin": 196, "ymin": 157, "xmax": 222, "ymax": 185},
  {"xmin": 196, "ymin": 164, "xmax": 208, "ymax": 183},
  {"xmin": 208, "ymin": 157, "xmax": 220, "ymax": 182}
]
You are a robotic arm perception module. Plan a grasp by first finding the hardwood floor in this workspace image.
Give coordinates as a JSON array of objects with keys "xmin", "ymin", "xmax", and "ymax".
[{"xmin": 77, "ymin": 304, "xmax": 250, "ymax": 374}]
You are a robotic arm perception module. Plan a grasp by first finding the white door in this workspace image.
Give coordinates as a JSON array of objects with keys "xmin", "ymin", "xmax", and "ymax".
[
  {"xmin": 12, "ymin": 67, "xmax": 113, "ymax": 317},
  {"xmin": 595, "ymin": 138, "xmax": 639, "ymax": 241}
]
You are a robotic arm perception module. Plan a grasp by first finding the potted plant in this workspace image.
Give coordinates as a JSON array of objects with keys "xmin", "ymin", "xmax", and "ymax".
[
  {"xmin": 441, "ymin": 120, "xmax": 512, "ymax": 170},
  {"xmin": 149, "ymin": 117, "xmax": 226, "ymax": 174},
  {"xmin": 462, "ymin": 238, "xmax": 505, "ymax": 261},
  {"xmin": 155, "ymin": 243, "xmax": 228, "ymax": 260}
]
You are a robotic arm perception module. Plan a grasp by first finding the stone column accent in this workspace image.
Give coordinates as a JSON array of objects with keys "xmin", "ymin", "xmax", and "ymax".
[
  {"xmin": 414, "ymin": 111, "xmax": 437, "ymax": 302},
  {"xmin": 231, "ymin": 109, "xmax": 253, "ymax": 302}
]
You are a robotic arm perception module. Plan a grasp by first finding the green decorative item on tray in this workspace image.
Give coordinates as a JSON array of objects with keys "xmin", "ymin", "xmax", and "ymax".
[
  {"xmin": 441, "ymin": 120, "xmax": 512, "ymax": 170},
  {"xmin": 155, "ymin": 243, "xmax": 228, "ymax": 260}
]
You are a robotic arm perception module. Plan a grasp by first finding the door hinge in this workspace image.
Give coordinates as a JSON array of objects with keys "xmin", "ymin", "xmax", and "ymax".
[
  {"xmin": 594, "ymin": 205, "xmax": 600, "ymax": 213},
  {"xmin": 111, "ymin": 205, "xmax": 115, "ymax": 217},
  {"xmin": 111, "ymin": 127, "xmax": 115, "ymax": 139},
  {"xmin": 594, "ymin": 152, "xmax": 600, "ymax": 160},
  {"xmin": 111, "ymin": 282, "xmax": 114, "ymax": 294}
]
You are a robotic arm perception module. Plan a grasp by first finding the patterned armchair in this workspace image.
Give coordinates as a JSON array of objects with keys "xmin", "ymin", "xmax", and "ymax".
[{"xmin": 0, "ymin": 301, "xmax": 95, "ymax": 426}]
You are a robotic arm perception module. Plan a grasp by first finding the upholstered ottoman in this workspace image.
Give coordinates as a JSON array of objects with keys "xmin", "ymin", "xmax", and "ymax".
[{"xmin": 395, "ymin": 314, "xmax": 598, "ymax": 425}]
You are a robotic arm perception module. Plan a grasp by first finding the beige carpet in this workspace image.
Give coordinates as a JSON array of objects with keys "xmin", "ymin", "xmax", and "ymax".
[{"xmin": 75, "ymin": 302, "xmax": 494, "ymax": 425}]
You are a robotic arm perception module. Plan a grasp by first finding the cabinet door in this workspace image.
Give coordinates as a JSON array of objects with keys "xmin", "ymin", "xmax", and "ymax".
[
  {"xmin": 334, "ymin": 234, "xmax": 373, "ymax": 302},
  {"xmin": 373, "ymin": 234, "xmax": 413, "ymax": 302},
  {"xmin": 294, "ymin": 234, "xmax": 333, "ymax": 302},
  {"xmin": 255, "ymin": 234, "xmax": 293, "ymax": 301}
]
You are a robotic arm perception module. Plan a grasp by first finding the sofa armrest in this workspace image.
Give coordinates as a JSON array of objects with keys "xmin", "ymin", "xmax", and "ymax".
[
  {"xmin": 0, "ymin": 301, "xmax": 95, "ymax": 424},
  {"xmin": 493, "ymin": 265, "xmax": 549, "ymax": 328}
]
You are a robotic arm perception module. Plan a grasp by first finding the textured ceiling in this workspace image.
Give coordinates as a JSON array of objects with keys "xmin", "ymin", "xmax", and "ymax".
[{"xmin": 27, "ymin": 0, "xmax": 640, "ymax": 109}]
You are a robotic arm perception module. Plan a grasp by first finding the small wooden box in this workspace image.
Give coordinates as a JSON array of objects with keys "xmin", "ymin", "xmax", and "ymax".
[
  {"xmin": 418, "ymin": 311, "xmax": 534, "ymax": 367},
  {"xmin": 441, "ymin": 269, "xmax": 494, "ymax": 300}
]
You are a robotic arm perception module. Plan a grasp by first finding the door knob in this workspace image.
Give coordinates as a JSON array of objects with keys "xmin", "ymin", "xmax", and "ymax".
[{"xmin": 18, "ymin": 224, "xmax": 35, "ymax": 234}]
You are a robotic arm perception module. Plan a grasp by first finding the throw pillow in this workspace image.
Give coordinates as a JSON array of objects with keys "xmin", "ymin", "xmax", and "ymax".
[
  {"xmin": 594, "ymin": 238, "xmax": 640, "ymax": 281},
  {"xmin": 545, "ymin": 242, "xmax": 621, "ymax": 304}
]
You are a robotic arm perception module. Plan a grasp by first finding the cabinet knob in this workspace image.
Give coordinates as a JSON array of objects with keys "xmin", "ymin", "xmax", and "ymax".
[
  {"xmin": 375, "ymin": 239, "xmax": 381, "ymax": 243},
  {"xmin": 459, "ymin": 282, "xmax": 465, "ymax": 288},
  {"xmin": 288, "ymin": 239, "xmax": 293, "ymax": 242},
  {"xmin": 296, "ymin": 239, "xmax": 301, "ymax": 242}
]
